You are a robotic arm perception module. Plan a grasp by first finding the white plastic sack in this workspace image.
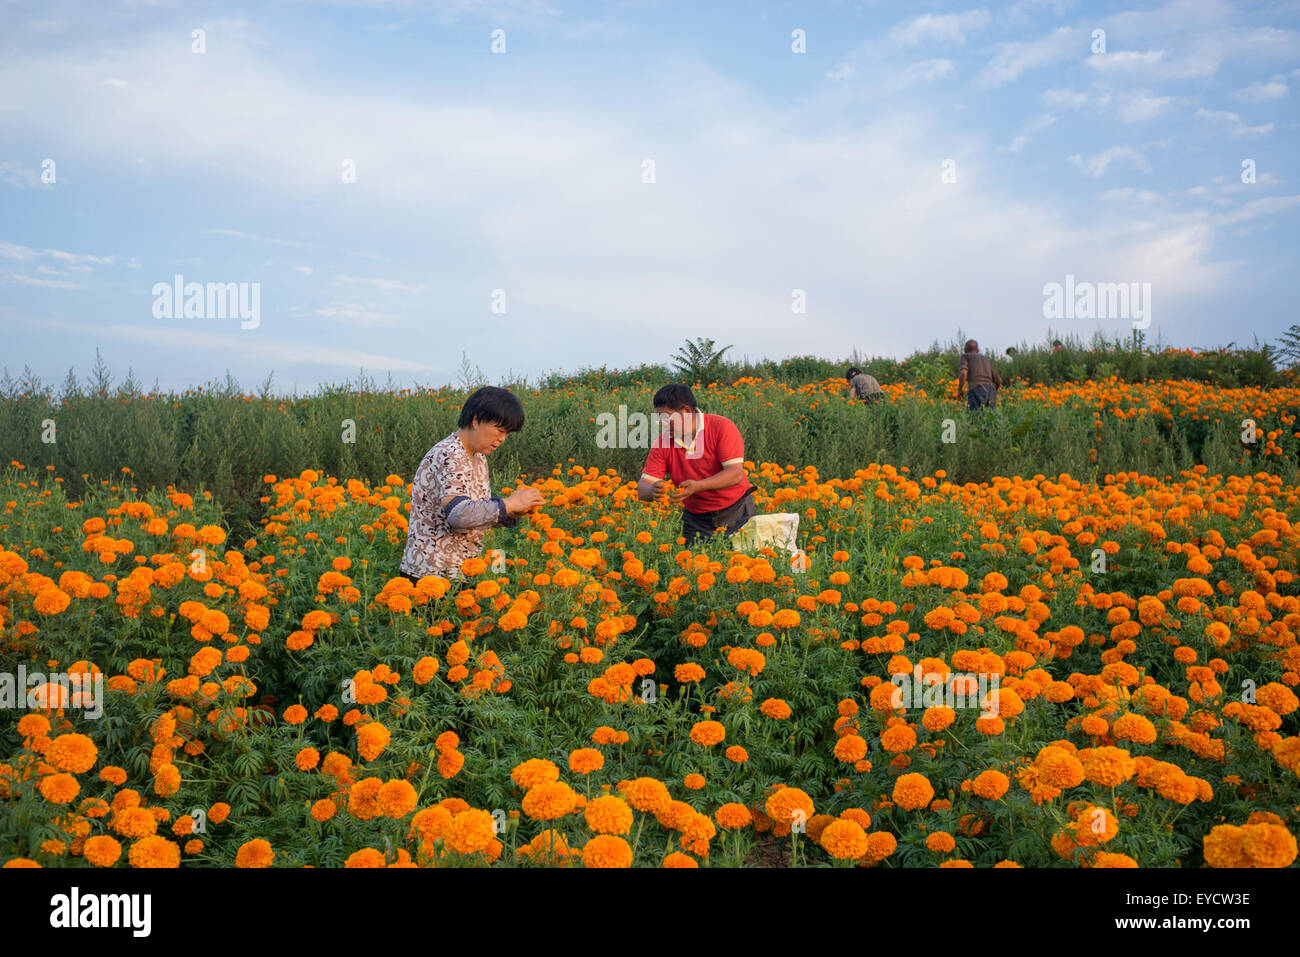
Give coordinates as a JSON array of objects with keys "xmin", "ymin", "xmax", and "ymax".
[{"xmin": 730, "ymin": 512, "xmax": 808, "ymax": 573}]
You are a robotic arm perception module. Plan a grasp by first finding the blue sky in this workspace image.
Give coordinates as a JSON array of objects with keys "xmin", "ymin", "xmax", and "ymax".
[{"xmin": 1, "ymin": 0, "xmax": 1297, "ymax": 394}]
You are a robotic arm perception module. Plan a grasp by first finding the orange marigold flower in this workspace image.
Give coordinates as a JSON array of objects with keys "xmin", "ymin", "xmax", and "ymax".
[
  {"xmin": 765, "ymin": 787, "xmax": 814, "ymax": 827},
  {"xmin": 344, "ymin": 848, "xmax": 387, "ymax": 868},
  {"xmin": 235, "ymin": 838, "xmax": 274, "ymax": 868},
  {"xmin": 833, "ymin": 734, "xmax": 868, "ymax": 763},
  {"xmin": 1240, "ymin": 822, "xmax": 1298, "ymax": 868},
  {"xmin": 128, "ymin": 835, "xmax": 180, "ymax": 868},
  {"xmin": 46, "ymin": 733, "xmax": 98, "ymax": 774},
  {"xmin": 569, "ymin": 748, "xmax": 605, "ymax": 775},
  {"xmin": 511, "ymin": 758, "xmax": 561, "ymax": 790},
  {"xmin": 620, "ymin": 777, "xmax": 671, "ymax": 814},
  {"xmin": 437, "ymin": 750, "xmax": 465, "ymax": 779},
  {"xmin": 760, "ymin": 698, "xmax": 792, "ymax": 720},
  {"xmin": 715, "ymin": 803, "xmax": 752, "ymax": 830},
  {"xmin": 674, "ymin": 662, "xmax": 706, "ymax": 683},
  {"xmin": 922, "ymin": 707, "xmax": 955, "ymax": 732},
  {"xmin": 863, "ymin": 831, "xmax": 897, "ymax": 863},
  {"xmin": 522, "ymin": 781, "xmax": 579, "ymax": 821},
  {"xmin": 880, "ymin": 724, "xmax": 917, "ymax": 753},
  {"xmin": 725, "ymin": 745, "xmax": 748, "ymax": 763},
  {"xmin": 1111, "ymin": 712, "xmax": 1157, "ymax": 746},
  {"xmin": 413, "ymin": 656, "xmax": 440, "ymax": 685},
  {"xmin": 1082, "ymin": 746, "xmax": 1137, "ymax": 787},
  {"xmin": 38, "ymin": 773, "xmax": 79, "ymax": 804},
  {"xmin": 377, "ymin": 779, "xmax": 418, "ymax": 818},
  {"xmin": 582, "ymin": 834, "xmax": 633, "ymax": 868},
  {"xmin": 83, "ymin": 835, "xmax": 122, "ymax": 867},
  {"xmin": 820, "ymin": 819, "xmax": 869, "ymax": 859},
  {"xmin": 445, "ymin": 809, "xmax": 497, "ymax": 856},
  {"xmin": 1036, "ymin": 746, "xmax": 1086, "ymax": 789},
  {"xmin": 356, "ymin": 721, "xmax": 391, "ymax": 762},
  {"xmin": 971, "ymin": 770, "xmax": 1010, "ymax": 800},
  {"xmin": 689, "ymin": 720, "xmax": 726, "ymax": 747},
  {"xmin": 1093, "ymin": 851, "xmax": 1139, "ymax": 868},
  {"xmin": 925, "ymin": 831, "xmax": 956, "ymax": 853},
  {"xmin": 892, "ymin": 773, "xmax": 934, "ymax": 811},
  {"xmin": 584, "ymin": 795, "xmax": 634, "ymax": 835}
]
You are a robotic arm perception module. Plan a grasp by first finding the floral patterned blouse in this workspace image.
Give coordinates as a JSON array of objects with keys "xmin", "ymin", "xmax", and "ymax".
[{"xmin": 400, "ymin": 432, "xmax": 515, "ymax": 579}]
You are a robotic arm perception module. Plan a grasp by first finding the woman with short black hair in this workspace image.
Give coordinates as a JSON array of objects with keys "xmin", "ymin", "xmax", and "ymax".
[{"xmin": 400, "ymin": 386, "xmax": 543, "ymax": 582}]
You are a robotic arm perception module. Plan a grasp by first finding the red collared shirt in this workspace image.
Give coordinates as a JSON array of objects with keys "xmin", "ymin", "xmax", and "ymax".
[{"xmin": 640, "ymin": 413, "xmax": 750, "ymax": 513}]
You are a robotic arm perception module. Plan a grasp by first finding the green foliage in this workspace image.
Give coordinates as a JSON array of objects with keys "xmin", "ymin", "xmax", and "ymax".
[
  {"xmin": 670, "ymin": 337, "xmax": 734, "ymax": 385},
  {"xmin": 2, "ymin": 345, "xmax": 1297, "ymax": 545},
  {"xmin": 1276, "ymin": 325, "xmax": 1300, "ymax": 370}
]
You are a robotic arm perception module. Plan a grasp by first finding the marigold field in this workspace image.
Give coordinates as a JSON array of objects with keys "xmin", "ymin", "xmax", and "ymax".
[{"xmin": 2, "ymin": 444, "xmax": 1299, "ymax": 867}]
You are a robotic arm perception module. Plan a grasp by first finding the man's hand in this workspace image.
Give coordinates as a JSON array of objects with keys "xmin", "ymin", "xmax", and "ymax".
[
  {"xmin": 504, "ymin": 487, "xmax": 544, "ymax": 516},
  {"xmin": 671, "ymin": 479, "xmax": 701, "ymax": 505},
  {"xmin": 638, "ymin": 478, "xmax": 670, "ymax": 502}
]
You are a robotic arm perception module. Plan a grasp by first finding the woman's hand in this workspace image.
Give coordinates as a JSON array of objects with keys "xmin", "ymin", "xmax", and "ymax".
[{"xmin": 504, "ymin": 487, "xmax": 545, "ymax": 516}]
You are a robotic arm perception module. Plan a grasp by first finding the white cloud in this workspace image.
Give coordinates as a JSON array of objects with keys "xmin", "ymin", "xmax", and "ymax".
[
  {"xmin": 890, "ymin": 11, "xmax": 992, "ymax": 47},
  {"xmin": 1099, "ymin": 188, "xmax": 1159, "ymax": 202},
  {"xmin": 1118, "ymin": 93, "xmax": 1178, "ymax": 123},
  {"xmin": 1067, "ymin": 146, "xmax": 1152, "ymax": 177},
  {"xmin": 201, "ymin": 228, "xmax": 306, "ymax": 247},
  {"xmin": 293, "ymin": 265, "xmax": 313, "ymax": 275},
  {"xmin": 0, "ymin": 162, "xmax": 43, "ymax": 188},
  {"xmin": 0, "ymin": 19, "xmax": 1276, "ymax": 380},
  {"xmin": 314, "ymin": 301, "xmax": 401, "ymax": 327},
  {"xmin": 1086, "ymin": 49, "xmax": 1173, "ymax": 75},
  {"xmin": 1040, "ymin": 88, "xmax": 1091, "ymax": 109},
  {"xmin": 1194, "ymin": 107, "xmax": 1274, "ymax": 137},
  {"xmin": 46, "ymin": 321, "xmax": 435, "ymax": 372},
  {"xmin": 1008, "ymin": 113, "xmax": 1057, "ymax": 152},
  {"xmin": 0, "ymin": 240, "xmax": 115, "ymax": 266},
  {"xmin": 1213, "ymin": 194, "xmax": 1300, "ymax": 226},
  {"xmin": 1007, "ymin": 0, "xmax": 1077, "ymax": 17},
  {"xmin": 0, "ymin": 271, "xmax": 82, "ymax": 289},
  {"xmin": 333, "ymin": 275, "xmax": 422, "ymax": 293},
  {"xmin": 902, "ymin": 59, "xmax": 956, "ymax": 84},
  {"xmin": 978, "ymin": 27, "xmax": 1078, "ymax": 88},
  {"xmin": 1235, "ymin": 79, "xmax": 1288, "ymax": 102}
]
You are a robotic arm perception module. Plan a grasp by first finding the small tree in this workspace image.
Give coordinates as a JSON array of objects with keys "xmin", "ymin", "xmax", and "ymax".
[
  {"xmin": 671, "ymin": 337, "xmax": 733, "ymax": 384},
  {"xmin": 1276, "ymin": 324, "xmax": 1300, "ymax": 369},
  {"xmin": 456, "ymin": 352, "xmax": 488, "ymax": 392}
]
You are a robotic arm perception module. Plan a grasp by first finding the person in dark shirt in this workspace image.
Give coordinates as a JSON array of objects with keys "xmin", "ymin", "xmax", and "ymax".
[
  {"xmin": 956, "ymin": 340, "xmax": 1002, "ymax": 410},
  {"xmin": 846, "ymin": 367, "xmax": 886, "ymax": 405}
]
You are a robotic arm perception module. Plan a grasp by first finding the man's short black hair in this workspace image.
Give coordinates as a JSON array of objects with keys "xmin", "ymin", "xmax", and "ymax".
[
  {"xmin": 458, "ymin": 386, "xmax": 525, "ymax": 432},
  {"xmin": 846, "ymin": 367, "xmax": 861, "ymax": 380},
  {"xmin": 652, "ymin": 383, "xmax": 698, "ymax": 411},
  {"xmin": 964, "ymin": 339, "xmax": 979, "ymax": 353}
]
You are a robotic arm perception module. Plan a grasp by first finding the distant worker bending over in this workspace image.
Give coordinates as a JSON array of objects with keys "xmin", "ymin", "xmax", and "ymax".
[{"xmin": 846, "ymin": 366, "xmax": 886, "ymax": 405}]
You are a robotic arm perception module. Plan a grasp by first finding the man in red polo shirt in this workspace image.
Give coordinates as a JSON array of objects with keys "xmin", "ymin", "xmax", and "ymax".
[{"xmin": 636, "ymin": 383, "xmax": 756, "ymax": 545}]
